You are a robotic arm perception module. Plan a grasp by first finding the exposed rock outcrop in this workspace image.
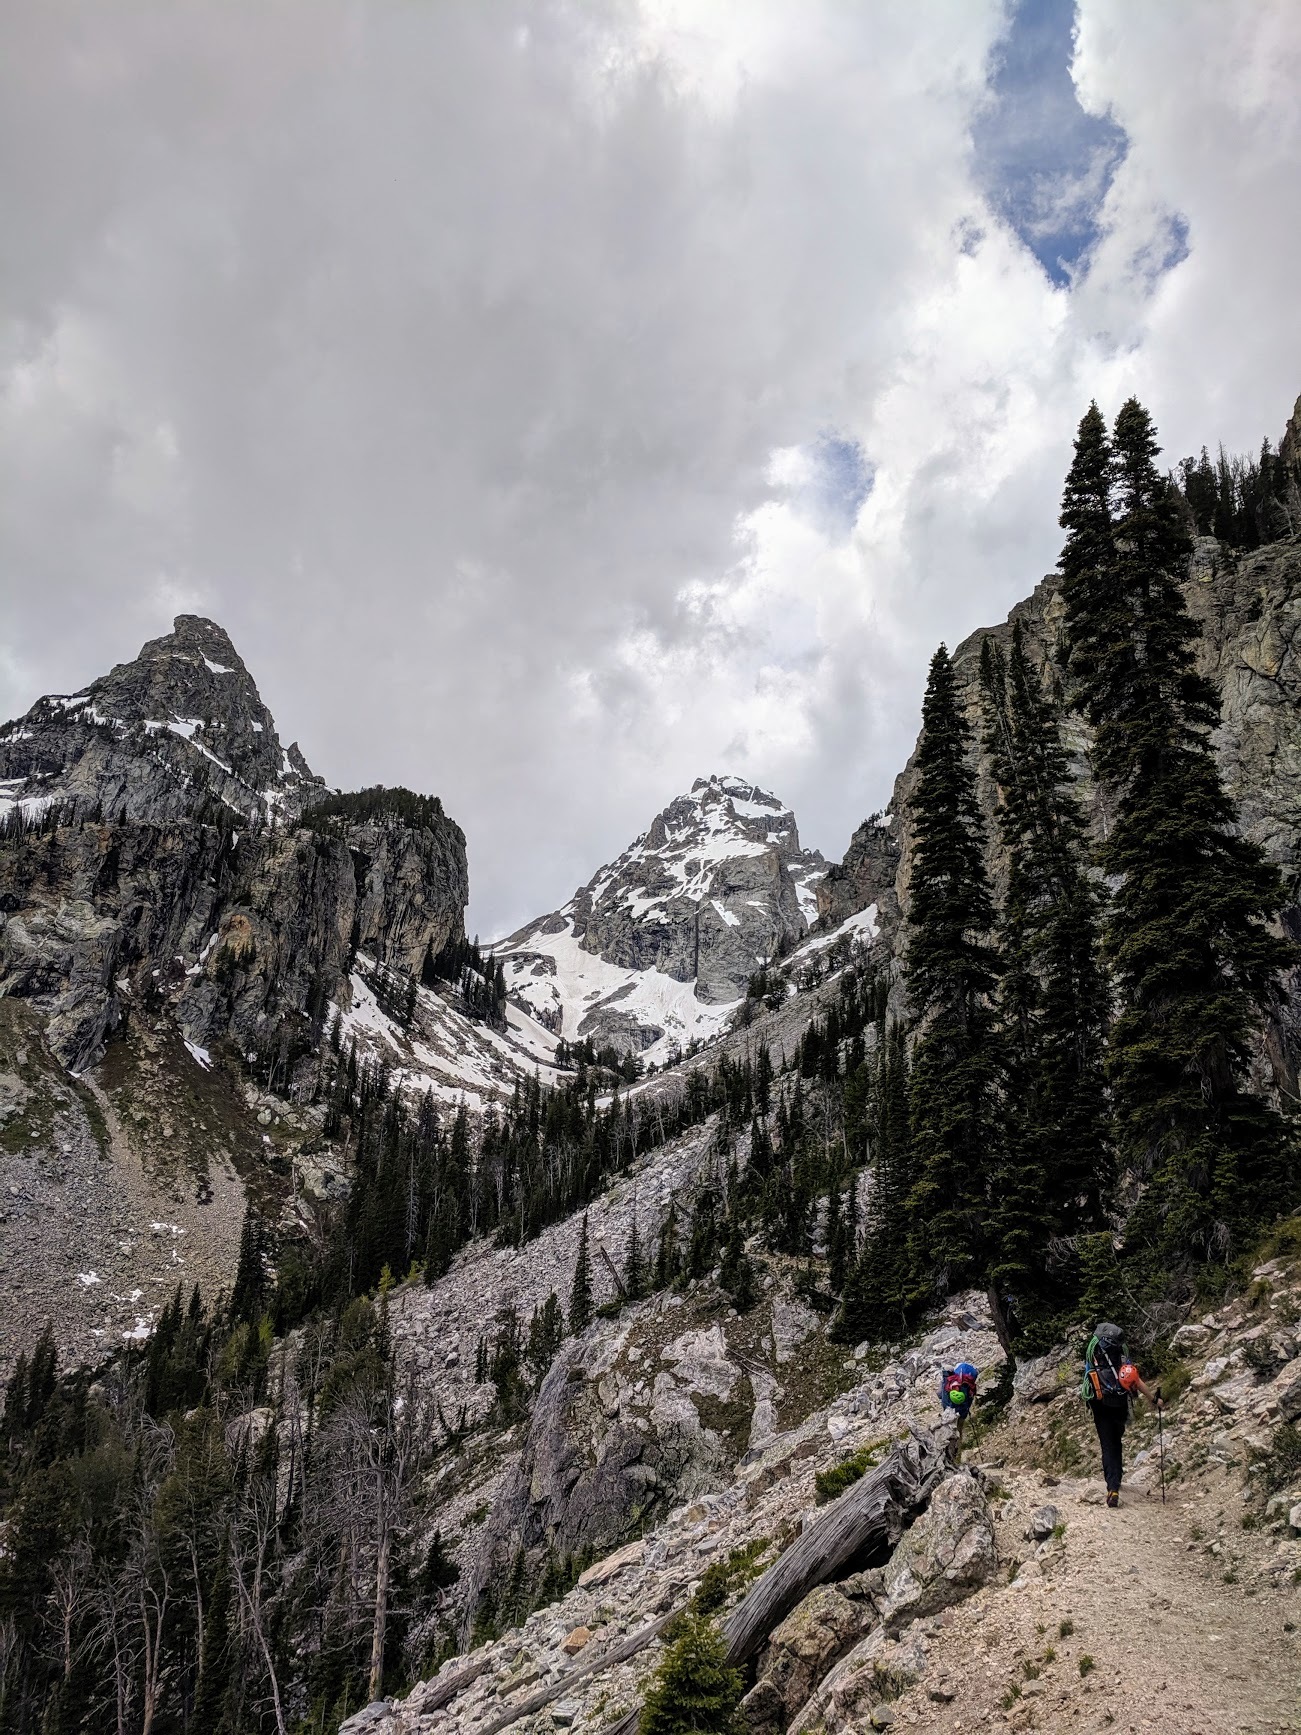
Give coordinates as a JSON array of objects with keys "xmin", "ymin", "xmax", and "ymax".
[{"xmin": 0, "ymin": 616, "xmax": 468, "ymax": 1070}]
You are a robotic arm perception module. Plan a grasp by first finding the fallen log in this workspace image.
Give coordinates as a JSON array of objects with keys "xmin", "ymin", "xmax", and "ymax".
[
  {"xmin": 721, "ymin": 1422, "xmax": 953, "ymax": 1666},
  {"xmin": 474, "ymin": 1610, "xmax": 679, "ymax": 1735},
  {"xmin": 598, "ymin": 1422, "xmax": 955, "ymax": 1735}
]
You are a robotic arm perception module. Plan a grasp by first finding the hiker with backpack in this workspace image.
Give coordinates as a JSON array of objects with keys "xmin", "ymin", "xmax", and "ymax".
[
  {"xmin": 1082, "ymin": 1321, "xmax": 1161, "ymax": 1507},
  {"xmin": 939, "ymin": 1361, "xmax": 978, "ymax": 1434}
]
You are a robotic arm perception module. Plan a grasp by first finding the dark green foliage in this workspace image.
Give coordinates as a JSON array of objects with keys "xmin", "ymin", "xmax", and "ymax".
[
  {"xmin": 813, "ymin": 1442, "xmax": 880, "ymax": 1505},
  {"xmin": 639, "ymin": 1612, "xmax": 743, "ymax": 1735},
  {"xmin": 834, "ymin": 1020, "xmax": 913, "ymax": 1342},
  {"xmin": 624, "ymin": 1213, "xmax": 646, "ymax": 1299},
  {"xmin": 1176, "ymin": 439, "xmax": 1296, "ymax": 549},
  {"xmin": 1060, "ymin": 398, "xmax": 1295, "ymax": 1267},
  {"xmin": 525, "ymin": 1291, "xmax": 566, "ymax": 1386},
  {"xmin": 302, "ymin": 783, "xmax": 450, "ymax": 832},
  {"xmin": 904, "ymin": 643, "xmax": 999, "ymax": 1301},
  {"xmin": 691, "ymin": 1539, "xmax": 770, "ymax": 1617},
  {"xmin": 979, "ymin": 626, "xmax": 1110, "ymax": 1339},
  {"xmin": 569, "ymin": 1214, "xmax": 594, "ymax": 1335}
]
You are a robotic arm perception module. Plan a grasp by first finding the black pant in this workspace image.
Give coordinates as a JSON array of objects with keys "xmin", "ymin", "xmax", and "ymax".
[{"xmin": 1090, "ymin": 1399, "xmax": 1128, "ymax": 1492}]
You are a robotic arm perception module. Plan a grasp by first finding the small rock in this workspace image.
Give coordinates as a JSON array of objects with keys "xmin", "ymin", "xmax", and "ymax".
[
  {"xmin": 560, "ymin": 1626, "xmax": 591, "ymax": 1656},
  {"xmin": 1026, "ymin": 1504, "xmax": 1060, "ymax": 1542},
  {"xmin": 870, "ymin": 1706, "xmax": 896, "ymax": 1729},
  {"xmin": 1289, "ymin": 1503, "xmax": 1301, "ymax": 1535},
  {"xmin": 551, "ymin": 1701, "xmax": 582, "ymax": 1726}
]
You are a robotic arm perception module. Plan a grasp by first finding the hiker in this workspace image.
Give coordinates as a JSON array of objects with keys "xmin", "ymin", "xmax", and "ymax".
[
  {"xmin": 1082, "ymin": 1321, "xmax": 1161, "ymax": 1507},
  {"xmin": 939, "ymin": 1361, "xmax": 978, "ymax": 1432}
]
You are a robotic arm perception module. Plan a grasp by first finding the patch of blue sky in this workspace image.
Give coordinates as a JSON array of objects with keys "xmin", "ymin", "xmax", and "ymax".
[
  {"xmin": 802, "ymin": 433, "xmax": 874, "ymax": 539},
  {"xmin": 971, "ymin": 0, "xmax": 1128, "ymax": 287}
]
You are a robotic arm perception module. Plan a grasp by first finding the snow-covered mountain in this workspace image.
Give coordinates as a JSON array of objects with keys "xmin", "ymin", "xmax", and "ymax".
[
  {"xmin": 497, "ymin": 774, "xmax": 826, "ymax": 1063},
  {"xmin": 0, "ymin": 614, "xmax": 324, "ymax": 827}
]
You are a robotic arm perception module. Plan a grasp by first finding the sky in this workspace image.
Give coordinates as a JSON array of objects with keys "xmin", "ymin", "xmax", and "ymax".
[{"xmin": 2, "ymin": 0, "xmax": 1300, "ymax": 938}]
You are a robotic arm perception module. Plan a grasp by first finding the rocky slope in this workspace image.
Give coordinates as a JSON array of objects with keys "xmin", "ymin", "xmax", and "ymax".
[
  {"xmin": 0, "ymin": 615, "xmax": 470, "ymax": 1071},
  {"xmin": 348, "ymin": 1223, "xmax": 1301, "ymax": 1735},
  {"xmin": 0, "ymin": 616, "xmax": 474, "ymax": 1376},
  {"xmin": 499, "ymin": 776, "xmax": 826, "ymax": 1063}
]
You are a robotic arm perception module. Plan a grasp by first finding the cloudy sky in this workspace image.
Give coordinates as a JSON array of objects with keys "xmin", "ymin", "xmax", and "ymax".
[{"xmin": 3, "ymin": 0, "xmax": 1300, "ymax": 936}]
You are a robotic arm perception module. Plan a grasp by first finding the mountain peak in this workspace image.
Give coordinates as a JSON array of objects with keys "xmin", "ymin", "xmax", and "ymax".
[
  {"xmin": 499, "ymin": 774, "xmax": 826, "ymax": 1062},
  {"xmin": 0, "ymin": 615, "xmax": 322, "ymax": 827}
]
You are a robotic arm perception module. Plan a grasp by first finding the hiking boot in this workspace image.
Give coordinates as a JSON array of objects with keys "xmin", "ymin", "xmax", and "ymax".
[{"xmin": 1106, "ymin": 1490, "xmax": 1120, "ymax": 1509}]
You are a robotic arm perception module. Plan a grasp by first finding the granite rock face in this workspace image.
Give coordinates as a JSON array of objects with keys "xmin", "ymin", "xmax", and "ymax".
[
  {"xmin": 0, "ymin": 617, "xmax": 467, "ymax": 1070},
  {"xmin": 501, "ymin": 775, "xmax": 825, "ymax": 1060}
]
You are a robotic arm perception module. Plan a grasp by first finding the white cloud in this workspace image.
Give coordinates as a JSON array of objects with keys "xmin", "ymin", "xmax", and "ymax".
[{"xmin": 0, "ymin": 1, "xmax": 1298, "ymax": 936}]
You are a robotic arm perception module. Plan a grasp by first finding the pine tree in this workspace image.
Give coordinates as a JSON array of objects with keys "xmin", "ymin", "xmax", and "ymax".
[
  {"xmin": 230, "ymin": 1205, "xmax": 267, "ymax": 1325},
  {"xmin": 834, "ymin": 1020, "xmax": 912, "ymax": 1342},
  {"xmin": 654, "ymin": 1202, "xmax": 681, "ymax": 1290},
  {"xmin": 904, "ymin": 644, "xmax": 999, "ymax": 1304},
  {"xmin": 568, "ymin": 1214, "xmax": 593, "ymax": 1335},
  {"xmin": 623, "ymin": 1212, "xmax": 645, "ymax": 1300},
  {"xmin": 979, "ymin": 626, "xmax": 1110, "ymax": 1339},
  {"xmin": 1060, "ymin": 398, "xmax": 1295, "ymax": 1261},
  {"xmin": 639, "ymin": 1612, "xmax": 743, "ymax": 1735}
]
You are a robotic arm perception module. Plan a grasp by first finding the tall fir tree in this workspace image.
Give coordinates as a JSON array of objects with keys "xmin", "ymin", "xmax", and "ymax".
[
  {"xmin": 834, "ymin": 1019, "xmax": 912, "ymax": 1341},
  {"xmin": 568, "ymin": 1213, "xmax": 594, "ymax": 1335},
  {"xmin": 904, "ymin": 644, "xmax": 1000, "ymax": 1303},
  {"xmin": 1059, "ymin": 398, "xmax": 1295, "ymax": 1261},
  {"xmin": 979, "ymin": 626, "xmax": 1110, "ymax": 1340}
]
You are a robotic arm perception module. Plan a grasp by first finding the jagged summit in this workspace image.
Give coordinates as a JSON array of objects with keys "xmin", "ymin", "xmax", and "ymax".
[
  {"xmin": 0, "ymin": 613, "xmax": 323, "ymax": 826},
  {"xmin": 499, "ymin": 773, "xmax": 826, "ymax": 1061}
]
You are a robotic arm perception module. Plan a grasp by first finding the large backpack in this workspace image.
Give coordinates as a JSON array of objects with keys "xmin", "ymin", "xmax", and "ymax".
[
  {"xmin": 1083, "ymin": 1332, "xmax": 1128, "ymax": 1408},
  {"xmin": 941, "ymin": 1367, "xmax": 977, "ymax": 1413}
]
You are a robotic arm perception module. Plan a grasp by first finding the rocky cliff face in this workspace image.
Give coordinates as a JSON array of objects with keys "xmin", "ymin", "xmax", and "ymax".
[
  {"xmin": 0, "ymin": 616, "xmax": 469, "ymax": 1071},
  {"xmin": 825, "ymin": 529, "xmax": 1301, "ymax": 1090},
  {"xmin": 500, "ymin": 775, "xmax": 825, "ymax": 1061},
  {"xmin": 0, "ymin": 617, "xmax": 469, "ymax": 1377}
]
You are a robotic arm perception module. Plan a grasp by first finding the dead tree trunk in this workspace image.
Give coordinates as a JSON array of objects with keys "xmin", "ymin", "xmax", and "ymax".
[
  {"xmin": 720, "ymin": 1423, "xmax": 953, "ymax": 1666},
  {"xmin": 598, "ymin": 1423, "xmax": 955, "ymax": 1735}
]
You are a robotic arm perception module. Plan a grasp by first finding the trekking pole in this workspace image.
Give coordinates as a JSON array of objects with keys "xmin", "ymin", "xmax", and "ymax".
[{"xmin": 1156, "ymin": 1394, "xmax": 1166, "ymax": 1504}]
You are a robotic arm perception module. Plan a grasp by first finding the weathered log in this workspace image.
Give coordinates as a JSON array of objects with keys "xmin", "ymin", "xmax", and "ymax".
[
  {"xmin": 720, "ymin": 1422, "xmax": 954, "ymax": 1667},
  {"xmin": 475, "ymin": 1610, "xmax": 679, "ymax": 1735},
  {"xmin": 595, "ymin": 1423, "xmax": 955, "ymax": 1735},
  {"xmin": 411, "ymin": 1652, "xmax": 493, "ymax": 1714}
]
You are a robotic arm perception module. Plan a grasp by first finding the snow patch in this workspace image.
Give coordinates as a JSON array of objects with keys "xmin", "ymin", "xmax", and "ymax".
[{"xmin": 183, "ymin": 1040, "xmax": 212, "ymax": 1070}]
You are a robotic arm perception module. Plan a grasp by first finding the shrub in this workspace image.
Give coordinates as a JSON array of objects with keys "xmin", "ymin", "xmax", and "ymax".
[
  {"xmin": 1254, "ymin": 1421, "xmax": 1301, "ymax": 1493},
  {"xmin": 640, "ymin": 1613, "xmax": 743, "ymax": 1735},
  {"xmin": 1078, "ymin": 1655, "xmax": 1095, "ymax": 1678},
  {"xmin": 814, "ymin": 1443, "xmax": 881, "ymax": 1505},
  {"xmin": 692, "ymin": 1540, "xmax": 769, "ymax": 1618}
]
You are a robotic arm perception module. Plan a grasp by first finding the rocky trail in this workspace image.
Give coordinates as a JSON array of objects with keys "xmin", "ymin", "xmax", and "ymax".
[
  {"xmin": 906, "ymin": 1461, "xmax": 1300, "ymax": 1734},
  {"xmin": 345, "ymin": 1246, "xmax": 1301, "ymax": 1735}
]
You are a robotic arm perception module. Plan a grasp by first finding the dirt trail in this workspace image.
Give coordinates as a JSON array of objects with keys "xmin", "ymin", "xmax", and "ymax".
[{"xmin": 896, "ymin": 1461, "xmax": 1301, "ymax": 1734}]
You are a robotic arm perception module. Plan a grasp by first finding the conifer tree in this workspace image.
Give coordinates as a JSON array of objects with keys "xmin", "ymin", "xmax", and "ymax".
[
  {"xmin": 1060, "ymin": 399, "xmax": 1294, "ymax": 1260},
  {"xmin": 979, "ymin": 626, "xmax": 1110, "ymax": 1336},
  {"xmin": 568, "ymin": 1214, "xmax": 594, "ymax": 1335},
  {"xmin": 904, "ymin": 644, "xmax": 999, "ymax": 1302},
  {"xmin": 834, "ymin": 1020, "xmax": 912, "ymax": 1341},
  {"xmin": 654, "ymin": 1202, "xmax": 681, "ymax": 1290},
  {"xmin": 639, "ymin": 1612, "xmax": 743, "ymax": 1735},
  {"xmin": 623, "ymin": 1212, "xmax": 645, "ymax": 1300}
]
